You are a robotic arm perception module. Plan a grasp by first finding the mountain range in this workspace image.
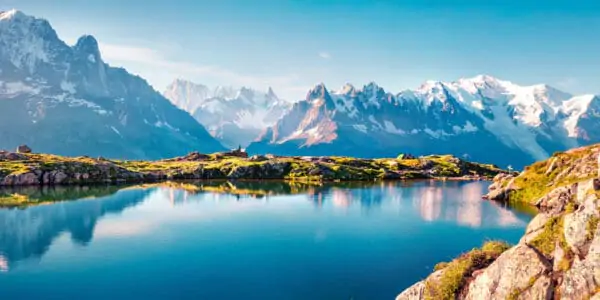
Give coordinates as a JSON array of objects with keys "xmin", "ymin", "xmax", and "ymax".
[
  {"xmin": 0, "ymin": 9, "xmax": 224, "ymax": 159},
  {"xmin": 163, "ymin": 79, "xmax": 290, "ymax": 148},
  {"xmin": 1, "ymin": 9, "xmax": 599, "ymax": 168},
  {"xmin": 246, "ymin": 76, "xmax": 599, "ymax": 168}
]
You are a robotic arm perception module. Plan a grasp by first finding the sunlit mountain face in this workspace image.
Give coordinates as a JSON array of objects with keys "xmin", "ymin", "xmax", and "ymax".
[{"xmin": 248, "ymin": 76, "xmax": 600, "ymax": 169}]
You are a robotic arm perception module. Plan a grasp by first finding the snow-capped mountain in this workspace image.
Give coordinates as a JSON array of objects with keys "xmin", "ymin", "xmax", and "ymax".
[
  {"xmin": 248, "ymin": 75, "xmax": 600, "ymax": 168},
  {"xmin": 0, "ymin": 10, "xmax": 225, "ymax": 158},
  {"xmin": 163, "ymin": 79, "xmax": 290, "ymax": 148}
]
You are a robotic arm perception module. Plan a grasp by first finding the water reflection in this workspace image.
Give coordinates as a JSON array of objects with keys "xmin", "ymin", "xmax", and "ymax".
[
  {"xmin": 0, "ymin": 187, "xmax": 151, "ymax": 272},
  {"xmin": 0, "ymin": 180, "xmax": 534, "ymax": 273}
]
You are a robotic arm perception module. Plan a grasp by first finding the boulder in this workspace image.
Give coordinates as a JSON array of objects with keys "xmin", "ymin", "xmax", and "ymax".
[
  {"xmin": 16, "ymin": 145, "xmax": 32, "ymax": 154},
  {"xmin": 559, "ymin": 223, "xmax": 600, "ymax": 299},
  {"xmin": 249, "ymin": 155, "xmax": 268, "ymax": 162},
  {"xmin": 464, "ymin": 245, "xmax": 552, "ymax": 300}
]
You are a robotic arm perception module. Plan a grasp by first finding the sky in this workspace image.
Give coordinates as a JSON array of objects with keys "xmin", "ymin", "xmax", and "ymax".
[{"xmin": 3, "ymin": 0, "xmax": 600, "ymax": 100}]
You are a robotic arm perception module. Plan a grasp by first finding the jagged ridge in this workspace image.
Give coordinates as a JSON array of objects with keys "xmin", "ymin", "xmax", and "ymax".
[{"xmin": 248, "ymin": 76, "xmax": 600, "ymax": 169}]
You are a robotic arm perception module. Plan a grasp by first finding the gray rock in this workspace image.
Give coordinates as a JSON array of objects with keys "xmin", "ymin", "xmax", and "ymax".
[
  {"xmin": 464, "ymin": 245, "xmax": 551, "ymax": 300},
  {"xmin": 16, "ymin": 145, "xmax": 32, "ymax": 154},
  {"xmin": 396, "ymin": 270, "xmax": 445, "ymax": 300},
  {"xmin": 520, "ymin": 213, "xmax": 551, "ymax": 244},
  {"xmin": 535, "ymin": 184, "xmax": 575, "ymax": 213},
  {"xmin": 559, "ymin": 223, "xmax": 600, "ymax": 299},
  {"xmin": 517, "ymin": 275, "xmax": 553, "ymax": 300},
  {"xmin": 564, "ymin": 191, "xmax": 600, "ymax": 256}
]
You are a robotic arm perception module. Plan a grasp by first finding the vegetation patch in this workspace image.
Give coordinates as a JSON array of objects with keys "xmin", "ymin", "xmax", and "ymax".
[
  {"xmin": 586, "ymin": 215, "xmax": 600, "ymax": 242},
  {"xmin": 507, "ymin": 275, "xmax": 541, "ymax": 300},
  {"xmin": 508, "ymin": 146, "xmax": 598, "ymax": 205},
  {"xmin": 424, "ymin": 241, "xmax": 510, "ymax": 300},
  {"xmin": 529, "ymin": 216, "xmax": 566, "ymax": 257}
]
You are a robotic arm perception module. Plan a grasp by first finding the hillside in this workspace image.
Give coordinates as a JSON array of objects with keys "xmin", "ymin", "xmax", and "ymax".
[{"xmin": 397, "ymin": 143, "xmax": 600, "ymax": 299}]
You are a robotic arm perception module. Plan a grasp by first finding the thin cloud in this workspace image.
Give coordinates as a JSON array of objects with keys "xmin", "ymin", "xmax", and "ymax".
[
  {"xmin": 555, "ymin": 77, "xmax": 578, "ymax": 91},
  {"xmin": 97, "ymin": 42, "xmax": 307, "ymax": 100},
  {"xmin": 319, "ymin": 51, "xmax": 331, "ymax": 59}
]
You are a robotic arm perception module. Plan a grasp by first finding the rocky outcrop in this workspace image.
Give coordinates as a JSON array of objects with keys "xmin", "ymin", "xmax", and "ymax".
[
  {"xmin": 16, "ymin": 145, "xmax": 32, "ymax": 154},
  {"xmin": 484, "ymin": 172, "xmax": 516, "ymax": 202},
  {"xmin": 0, "ymin": 152, "xmax": 505, "ymax": 186},
  {"xmin": 397, "ymin": 144, "xmax": 600, "ymax": 300}
]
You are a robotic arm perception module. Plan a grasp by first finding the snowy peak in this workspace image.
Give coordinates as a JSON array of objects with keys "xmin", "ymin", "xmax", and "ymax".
[
  {"xmin": 336, "ymin": 83, "xmax": 356, "ymax": 95},
  {"xmin": 0, "ymin": 9, "xmax": 226, "ymax": 158},
  {"xmin": 162, "ymin": 79, "xmax": 291, "ymax": 148},
  {"xmin": 250, "ymin": 75, "xmax": 600, "ymax": 168},
  {"xmin": 163, "ymin": 79, "xmax": 211, "ymax": 112},
  {"xmin": 0, "ymin": 9, "xmax": 26, "ymax": 21},
  {"xmin": 306, "ymin": 83, "xmax": 331, "ymax": 101},
  {"xmin": 267, "ymin": 86, "xmax": 278, "ymax": 99}
]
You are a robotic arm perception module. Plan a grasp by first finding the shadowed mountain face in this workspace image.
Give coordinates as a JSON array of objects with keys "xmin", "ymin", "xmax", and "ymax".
[
  {"xmin": 248, "ymin": 77, "xmax": 600, "ymax": 169},
  {"xmin": 0, "ymin": 10, "xmax": 225, "ymax": 159},
  {"xmin": 0, "ymin": 187, "xmax": 151, "ymax": 270}
]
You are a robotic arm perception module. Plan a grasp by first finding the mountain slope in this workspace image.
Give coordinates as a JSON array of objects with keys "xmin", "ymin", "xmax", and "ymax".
[
  {"xmin": 163, "ymin": 79, "xmax": 290, "ymax": 148},
  {"xmin": 0, "ymin": 10, "xmax": 225, "ymax": 158},
  {"xmin": 248, "ymin": 75, "xmax": 599, "ymax": 168}
]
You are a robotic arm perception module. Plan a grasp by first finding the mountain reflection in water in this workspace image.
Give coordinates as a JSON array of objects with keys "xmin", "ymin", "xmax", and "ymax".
[{"xmin": 0, "ymin": 180, "xmax": 534, "ymax": 273}]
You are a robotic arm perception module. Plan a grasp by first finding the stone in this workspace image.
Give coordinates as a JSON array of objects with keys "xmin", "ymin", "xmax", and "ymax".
[
  {"xmin": 396, "ymin": 270, "xmax": 445, "ymax": 300},
  {"xmin": 559, "ymin": 224, "xmax": 600, "ymax": 299},
  {"xmin": 535, "ymin": 185, "xmax": 575, "ymax": 213},
  {"xmin": 249, "ymin": 155, "xmax": 268, "ymax": 162},
  {"xmin": 464, "ymin": 245, "xmax": 551, "ymax": 300},
  {"xmin": 16, "ymin": 145, "xmax": 32, "ymax": 153},
  {"xmin": 53, "ymin": 171, "xmax": 68, "ymax": 184},
  {"xmin": 517, "ymin": 275, "xmax": 553, "ymax": 300},
  {"xmin": 564, "ymin": 193, "xmax": 600, "ymax": 256},
  {"xmin": 520, "ymin": 213, "xmax": 550, "ymax": 244}
]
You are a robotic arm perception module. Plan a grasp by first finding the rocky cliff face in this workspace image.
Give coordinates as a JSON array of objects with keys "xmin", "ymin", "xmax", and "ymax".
[{"xmin": 397, "ymin": 144, "xmax": 600, "ymax": 300}]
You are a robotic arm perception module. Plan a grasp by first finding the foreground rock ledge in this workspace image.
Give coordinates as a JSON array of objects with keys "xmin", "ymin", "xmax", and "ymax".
[
  {"xmin": 0, "ymin": 151, "xmax": 503, "ymax": 186},
  {"xmin": 397, "ymin": 144, "xmax": 600, "ymax": 300}
]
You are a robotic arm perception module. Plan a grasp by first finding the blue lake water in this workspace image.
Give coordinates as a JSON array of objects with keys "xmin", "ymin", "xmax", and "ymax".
[{"xmin": 0, "ymin": 180, "xmax": 534, "ymax": 300}]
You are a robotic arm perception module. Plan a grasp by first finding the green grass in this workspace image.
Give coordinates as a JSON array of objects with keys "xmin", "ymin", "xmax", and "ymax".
[
  {"xmin": 586, "ymin": 215, "xmax": 600, "ymax": 242},
  {"xmin": 529, "ymin": 216, "xmax": 566, "ymax": 257},
  {"xmin": 0, "ymin": 152, "xmax": 504, "ymax": 189},
  {"xmin": 424, "ymin": 241, "xmax": 510, "ymax": 300},
  {"xmin": 508, "ymin": 146, "xmax": 598, "ymax": 205}
]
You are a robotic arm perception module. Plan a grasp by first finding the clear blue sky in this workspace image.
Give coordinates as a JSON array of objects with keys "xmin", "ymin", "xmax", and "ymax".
[{"xmin": 4, "ymin": 0, "xmax": 600, "ymax": 100}]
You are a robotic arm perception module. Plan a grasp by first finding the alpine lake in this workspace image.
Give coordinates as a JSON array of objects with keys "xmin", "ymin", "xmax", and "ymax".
[{"xmin": 0, "ymin": 180, "xmax": 535, "ymax": 300}]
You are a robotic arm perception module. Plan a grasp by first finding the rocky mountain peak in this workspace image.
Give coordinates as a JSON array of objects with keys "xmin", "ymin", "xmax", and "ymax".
[
  {"xmin": 337, "ymin": 83, "xmax": 356, "ymax": 95},
  {"xmin": 0, "ymin": 9, "xmax": 25, "ymax": 20},
  {"xmin": 267, "ymin": 86, "xmax": 278, "ymax": 98},
  {"xmin": 307, "ymin": 83, "xmax": 330, "ymax": 100},
  {"xmin": 73, "ymin": 35, "xmax": 101, "ymax": 63}
]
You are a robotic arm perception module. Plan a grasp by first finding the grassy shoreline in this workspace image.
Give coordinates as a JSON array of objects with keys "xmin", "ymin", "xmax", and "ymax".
[{"xmin": 0, "ymin": 151, "xmax": 504, "ymax": 186}]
